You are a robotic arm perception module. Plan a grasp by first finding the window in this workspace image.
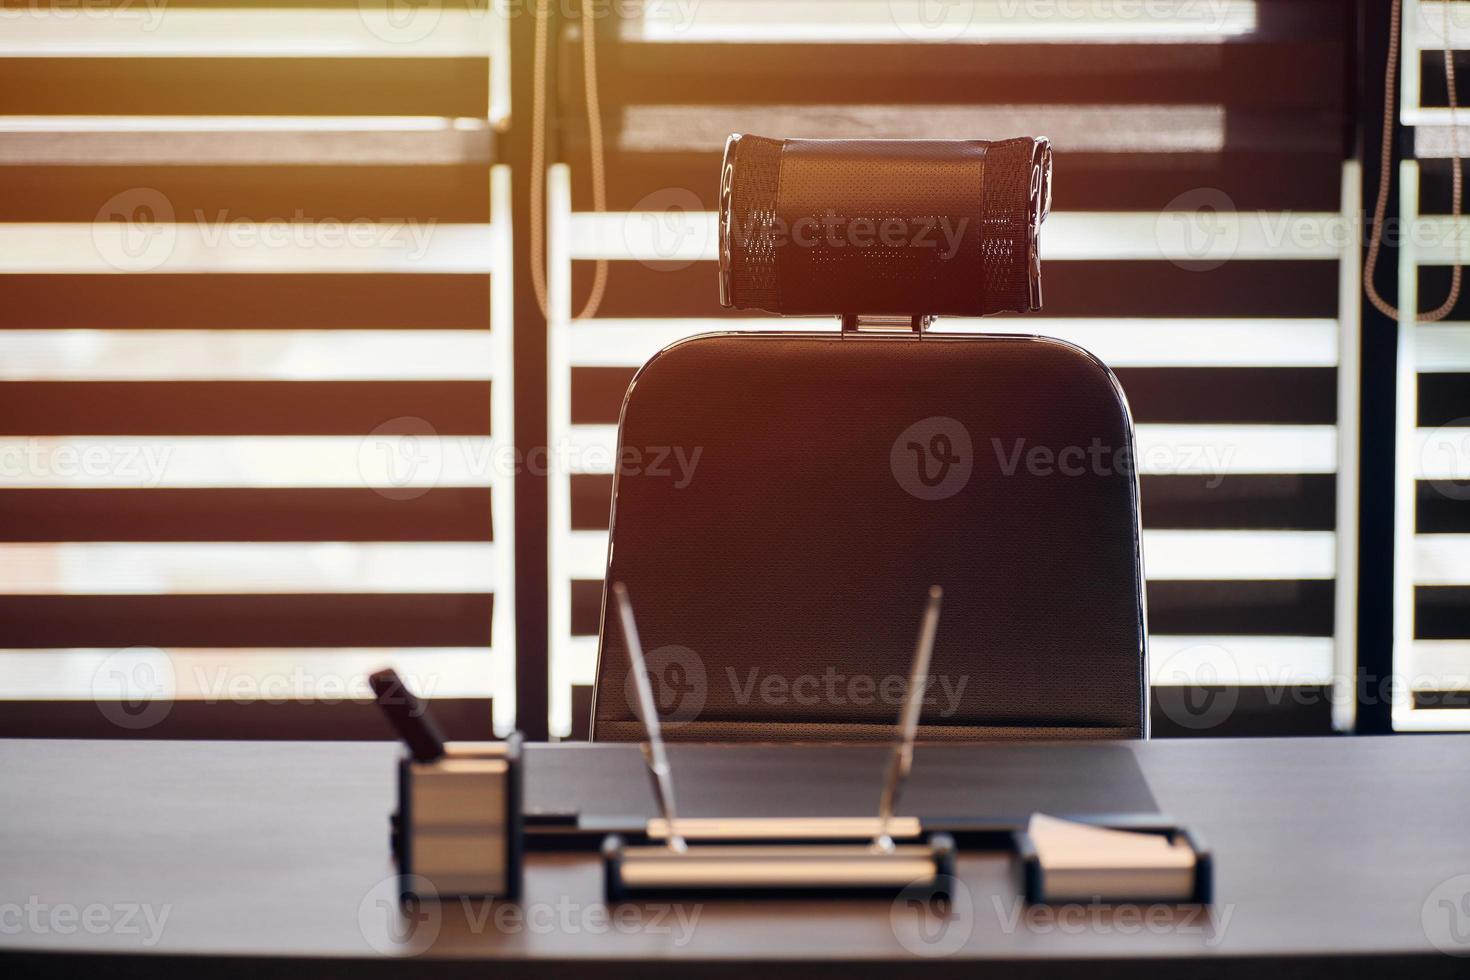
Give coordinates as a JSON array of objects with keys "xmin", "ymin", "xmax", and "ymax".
[
  {"xmin": 3, "ymin": 0, "xmax": 1417, "ymax": 739},
  {"xmin": 1, "ymin": 1, "xmax": 515, "ymax": 733},
  {"xmin": 548, "ymin": 0, "xmax": 1355, "ymax": 736},
  {"xmin": 1389, "ymin": 0, "xmax": 1470, "ymax": 730}
]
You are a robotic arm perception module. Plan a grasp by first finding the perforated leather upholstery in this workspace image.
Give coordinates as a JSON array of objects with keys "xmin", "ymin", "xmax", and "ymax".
[
  {"xmin": 590, "ymin": 333, "xmax": 1146, "ymax": 742},
  {"xmin": 720, "ymin": 134, "xmax": 1044, "ymax": 316}
]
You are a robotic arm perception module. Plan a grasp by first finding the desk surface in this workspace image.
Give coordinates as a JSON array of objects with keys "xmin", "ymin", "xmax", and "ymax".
[{"xmin": 3, "ymin": 736, "xmax": 1470, "ymax": 978}]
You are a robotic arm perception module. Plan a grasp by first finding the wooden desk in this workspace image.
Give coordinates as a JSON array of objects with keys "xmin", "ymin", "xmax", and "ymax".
[{"xmin": 2, "ymin": 737, "xmax": 1469, "ymax": 977}]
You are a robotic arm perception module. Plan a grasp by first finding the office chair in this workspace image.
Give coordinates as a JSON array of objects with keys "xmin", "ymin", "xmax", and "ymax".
[{"xmin": 590, "ymin": 134, "xmax": 1146, "ymax": 742}]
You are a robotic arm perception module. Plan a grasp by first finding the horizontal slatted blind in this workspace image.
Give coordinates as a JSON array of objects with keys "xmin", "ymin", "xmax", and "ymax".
[
  {"xmin": 1395, "ymin": 0, "xmax": 1470, "ymax": 729},
  {"xmin": 548, "ymin": 0, "xmax": 1356, "ymax": 736},
  {"xmin": 0, "ymin": 1, "xmax": 515, "ymax": 730}
]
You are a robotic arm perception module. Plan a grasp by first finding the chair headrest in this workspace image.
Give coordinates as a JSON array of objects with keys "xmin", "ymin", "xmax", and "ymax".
[{"xmin": 718, "ymin": 134, "xmax": 1051, "ymax": 318}]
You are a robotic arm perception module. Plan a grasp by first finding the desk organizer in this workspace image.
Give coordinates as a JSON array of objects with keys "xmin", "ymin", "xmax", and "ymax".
[
  {"xmin": 603, "ymin": 832, "xmax": 956, "ymax": 901},
  {"xmin": 1011, "ymin": 816, "xmax": 1211, "ymax": 905},
  {"xmin": 391, "ymin": 735, "xmax": 522, "ymax": 899}
]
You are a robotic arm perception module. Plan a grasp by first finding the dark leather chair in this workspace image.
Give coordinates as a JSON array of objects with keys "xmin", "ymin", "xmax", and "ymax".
[{"xmin": 590, "ymin": 135, "xmax": 1146, "ymax": 742}]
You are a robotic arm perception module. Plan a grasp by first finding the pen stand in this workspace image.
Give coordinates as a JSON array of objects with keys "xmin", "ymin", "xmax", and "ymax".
[
  {"xmin": 391, "ymin": 735, "xmax": 523, "ymax": 900},
  {"xmin": 602, "ymin": 825, "xmax": 956, "ymax": 901}
]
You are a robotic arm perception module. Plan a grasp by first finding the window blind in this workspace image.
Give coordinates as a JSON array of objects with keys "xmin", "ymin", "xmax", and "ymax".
[
  {"xmin": 1393, "ymin": 0, "xmax": 1470, "ymax": 730},
  {"xmin": 0, "ymin": 1, "xmax": 516, "ymax": 732},
  {"xmin": 547, "ymin": 0, "xmax": 1356, "ymax": 736}
]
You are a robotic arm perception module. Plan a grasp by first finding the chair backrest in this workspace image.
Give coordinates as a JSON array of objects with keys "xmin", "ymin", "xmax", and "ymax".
[{"xmin": 589, "ymin": 330, "xmax": 1147, "ymax": 742}]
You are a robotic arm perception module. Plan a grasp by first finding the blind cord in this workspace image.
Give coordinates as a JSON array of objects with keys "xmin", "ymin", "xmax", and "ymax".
[
  {"xmin": 528, "ymin": 0, "xmax": 549, "ymax": 316},
  {"xmin": 1364, "ymin": 0, "xmax": 1462, "ymax": 322},
  {"xmin": 528, "ymin": 0, "xmax": 609, "ymax": 321},
  {"xmin": 576, "ymin": 1, "xmax": 609, "ymax": 320}
]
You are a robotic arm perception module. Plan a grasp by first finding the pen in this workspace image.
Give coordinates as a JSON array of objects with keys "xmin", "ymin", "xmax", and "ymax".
[
  {"xmin": 873, "ymin": 585, "xmax": 943, "ymax": 853},
  {"xmin": 370, "ymin": 668, "xmax": 447, "ymax": 764},
  {"xmin": 613, "ymin": 582, "xmax": 687, "ymax": 853}
]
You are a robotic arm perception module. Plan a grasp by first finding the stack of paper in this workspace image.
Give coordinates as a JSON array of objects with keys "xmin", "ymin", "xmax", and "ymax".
[{"xmin": 1027, "ymin": 813, "xmax": 1197, "ymax": 901}]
